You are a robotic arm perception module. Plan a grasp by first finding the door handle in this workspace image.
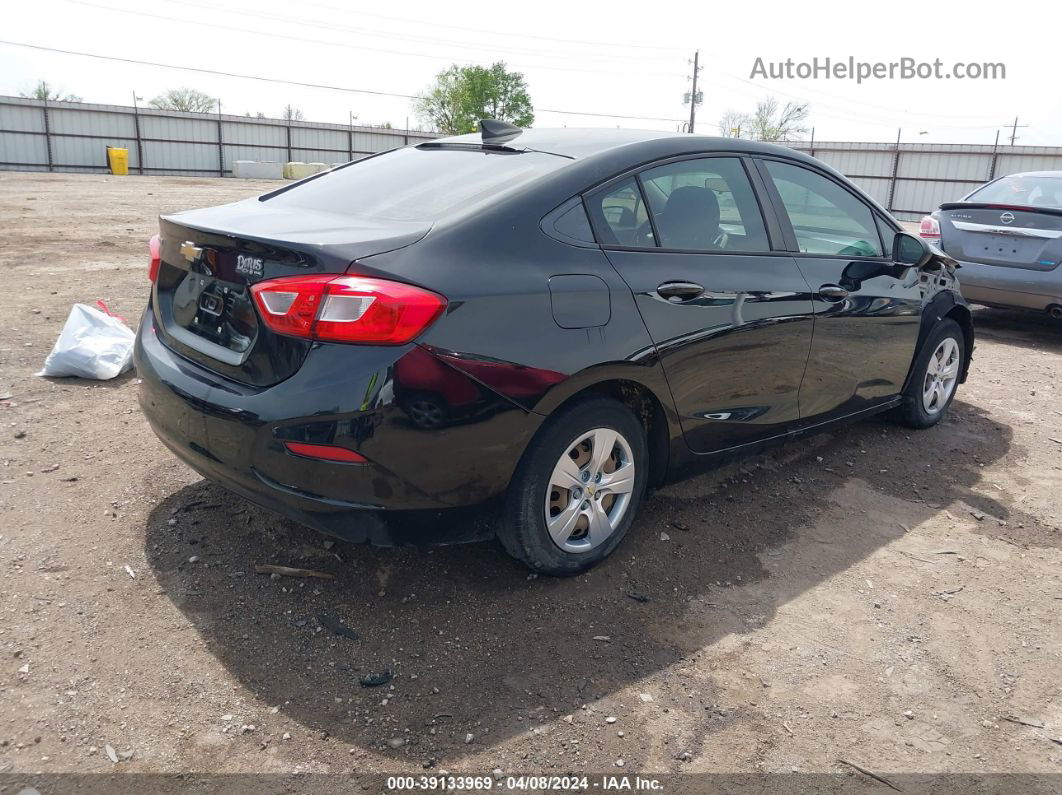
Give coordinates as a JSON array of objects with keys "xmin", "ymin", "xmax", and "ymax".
[
  {"xmin": 817, "ymin": 284, "xmax": 850, "ymax": 301},
  {"xmin": 657, "ymin": 281, "xmax": 705, "ymax": 302}
]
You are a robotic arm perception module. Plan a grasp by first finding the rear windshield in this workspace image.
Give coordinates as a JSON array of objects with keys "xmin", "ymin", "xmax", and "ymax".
[
  {"xmin": 966, "ymin": 175, "xmax": 1062, "ymax": 209},
  {"xmin": 262, "ymin": 146, "xmax": 568, "ymax": 221}
]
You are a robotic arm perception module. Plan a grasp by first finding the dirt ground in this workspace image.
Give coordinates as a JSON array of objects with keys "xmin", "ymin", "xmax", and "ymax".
[{"xmin": 0, "ymin": 172, "xmax": 1060, "ymax": 782}]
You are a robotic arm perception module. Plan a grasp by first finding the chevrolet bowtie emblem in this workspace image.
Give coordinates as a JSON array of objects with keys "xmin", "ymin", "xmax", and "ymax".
[{"xmin": 180, "ymin": 241, "xmax": 203, "ymax": 262}]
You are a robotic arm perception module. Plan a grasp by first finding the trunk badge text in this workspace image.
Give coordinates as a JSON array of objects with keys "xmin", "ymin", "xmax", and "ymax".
[
  {"xmin": 1000, "ymin": 211, "xmax": 1015, "ymax": 224},
  {"xmin": 236, "ymin": 254, "xmax": 264, "ymax": 278}
]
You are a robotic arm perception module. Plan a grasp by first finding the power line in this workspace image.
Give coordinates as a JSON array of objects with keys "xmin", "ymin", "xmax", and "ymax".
[
  {"xmin": 0, "ymin": 39, "xmax": 685, "ymax": 123},
  {"xmin": 150, "ymin": 0, "xmax": 681, "ymax": 62},
  {"xmin": 59, "ymin": 0, "xmax": 682, "ymax": 77},
  {"xmin": 0, "ymin": 39, "xmax": 419, "ymax": 98},
  {"xmin": 274, "ymin": 0, "xmax": 684, "ymax": 53},
  {"xmin": 537, "ymin": 108, "xmax": 683, "ymax": 123}
]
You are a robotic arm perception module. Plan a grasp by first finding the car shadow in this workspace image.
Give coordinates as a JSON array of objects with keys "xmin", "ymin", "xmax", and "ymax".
[
  {"xmin": 144, "ymin": 399, "xmax": 1025, "ymax": 762},
  {"xmin": 970, "ymin": 306, "xmax": 1062, "ymax": 353}
]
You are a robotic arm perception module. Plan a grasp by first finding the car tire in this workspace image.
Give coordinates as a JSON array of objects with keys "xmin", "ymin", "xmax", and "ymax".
[
  {"xmin": 498, "ymin": 398, "xmax": 648, "ymax": 576},
  {"xmin": 894, "ymin": 318, "xmax": 965, "ymax": 429}
]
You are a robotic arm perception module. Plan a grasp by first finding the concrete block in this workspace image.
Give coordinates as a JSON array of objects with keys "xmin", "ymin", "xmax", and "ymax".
[
  {"xmin": 283, "ymin": 161, "xmax": 330, "ymax": 180},
  {"xmin": 232, "ymin": 160, "xmax": 284, "ymax": 179}
]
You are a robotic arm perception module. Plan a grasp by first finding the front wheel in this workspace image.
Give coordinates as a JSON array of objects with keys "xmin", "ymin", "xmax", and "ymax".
[
  {"xmin": 894, "ymin": 318, "xmax": 965, "ymax": 429},
  {"xmin": 498, "ymin": 398, "xmax": 648, "ymax": 576}
]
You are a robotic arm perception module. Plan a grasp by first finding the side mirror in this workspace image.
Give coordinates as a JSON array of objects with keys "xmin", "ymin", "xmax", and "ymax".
[{"xmin": 893, "ymin": 231, "xmax": 932, "ymax": 267}]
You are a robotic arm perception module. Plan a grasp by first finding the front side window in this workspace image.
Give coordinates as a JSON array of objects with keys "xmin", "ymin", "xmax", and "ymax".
[
  {"xmin": 876, "ymin": 214, "xmax": 898, "ymax": 258},
  {"xmin": 640, "ymin": 157, "xmax": 770, "ymax": 251},
  {"xmin": 765, "ymin": 160, "xmax": 884, "ymax": 257}
]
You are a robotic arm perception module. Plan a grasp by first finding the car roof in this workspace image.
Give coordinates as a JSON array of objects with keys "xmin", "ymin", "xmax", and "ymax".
[
  {"xmin": 433, "ymin": 127, "xmax": 812, "ymax": 162},
  {"xmin": 999, "ymin": 171, "xmax": 1062, "ymax": 178}
]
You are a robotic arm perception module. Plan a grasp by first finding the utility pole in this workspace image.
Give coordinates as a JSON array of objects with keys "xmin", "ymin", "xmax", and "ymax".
[
  {"xmin": 1005, "ymin": 116, "xmax": 1029, "ymax": 145},
  {"xmin": 687, "ymin": 50, "xmax": 701, "ymax": 134}
]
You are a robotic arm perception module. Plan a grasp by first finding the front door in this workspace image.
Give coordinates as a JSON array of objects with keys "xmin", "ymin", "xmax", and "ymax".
[
  {"xmin": 755, "ymin": 158, "xmax": 923, "ymax": 421},
  {"xmin": 587, "ymin": 156, "xmax": 815, "ymax": 454}
]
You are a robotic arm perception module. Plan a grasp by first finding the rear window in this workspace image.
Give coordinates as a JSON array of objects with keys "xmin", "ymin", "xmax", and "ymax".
[
  {"xmin": 967, "ymin": 175, "xmax": 1062, "ymax": 209},
  {"xmin": 262, "ymin": 146, "xmax": 568, "ymax": 221}
]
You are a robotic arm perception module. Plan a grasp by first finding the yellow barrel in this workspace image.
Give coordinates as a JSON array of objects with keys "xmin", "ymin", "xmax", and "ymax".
[{"xmin": 106, "ymin": 146, "xmax": 129, "ymax": 176}]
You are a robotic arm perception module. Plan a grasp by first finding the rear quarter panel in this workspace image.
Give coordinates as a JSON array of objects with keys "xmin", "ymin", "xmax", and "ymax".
[{"xmin": 364, "ymin": 198, "xmax": 670, "ymax": 412}]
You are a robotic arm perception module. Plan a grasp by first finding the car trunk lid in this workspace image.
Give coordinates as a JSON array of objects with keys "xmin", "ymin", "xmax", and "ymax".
[
  {"xmin": 938, "ymin": 202, "xmax": 1062, "ymax": 271},
  {"xmin": 153, "ymin": 201, "xmax": 429, "ymax": 387}
]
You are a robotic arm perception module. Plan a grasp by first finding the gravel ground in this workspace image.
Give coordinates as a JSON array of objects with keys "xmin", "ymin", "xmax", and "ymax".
[{"xmin": 0, "ymin": 172, "xmax": 1060, "ymax": 780}]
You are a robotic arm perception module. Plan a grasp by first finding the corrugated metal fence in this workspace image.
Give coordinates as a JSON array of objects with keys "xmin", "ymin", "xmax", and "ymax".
[
  {"xmin": 0, "ymin": 95, "xmax": 437, "ymax": 177},
  {"xmin": 788, "ymin": 140, "xmax": 1062, "ymax": 221},
  {"xmin": 3, "ymin": 95, "xmax": 1062, "ymax": 221}
]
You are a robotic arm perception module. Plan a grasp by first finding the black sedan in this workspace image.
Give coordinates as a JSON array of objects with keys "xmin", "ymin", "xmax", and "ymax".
[{"xmin": 135, "ymin": 121, "xmax": 972, "ymax": 575}]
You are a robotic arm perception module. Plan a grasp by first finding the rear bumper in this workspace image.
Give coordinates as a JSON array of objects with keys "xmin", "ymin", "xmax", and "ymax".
[
  {"xmin": 958, "ymin": 260, "xmax": 1062, "ymax": 311},
  {"xmin": 134, "ymin": 306, "xmax": 541, "ymax": 543}
]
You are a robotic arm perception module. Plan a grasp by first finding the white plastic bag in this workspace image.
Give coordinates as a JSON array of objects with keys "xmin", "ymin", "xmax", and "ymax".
[{"xmin": 38, "ymin": 303, "xmax": 135, "ymax": 380}]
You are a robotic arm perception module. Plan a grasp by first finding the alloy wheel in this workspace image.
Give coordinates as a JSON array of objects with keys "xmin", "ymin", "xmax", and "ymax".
[
  {"xmin": 544, "ymin": 428, "xmax": 636, "ymax": 553},
  {"xmin": 922, "ymin": 336, "xmax": 960, "ymax": 415}
]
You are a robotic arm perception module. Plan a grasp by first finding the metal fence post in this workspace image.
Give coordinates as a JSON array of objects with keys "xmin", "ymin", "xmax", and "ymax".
[
  {"xmin": 286, "ymin": 123, "xmax": 292, "ymax": 163},
  {"xmin": 216, "ymin": 101, "xmax": 224, "ymax": 177},
  {"xmin": 988, "ymin": 130, "xmax": 1000, "ymax": 181},
  {"xmin": 132, "ymin": 93, "xmax": 144, "ymax": 175},
  {"xmin": 886, "ymin": 128, "xmax": 901, "ymax": 213},
  {"xmin": 42, "ymin": 99, "xmax": 54, "ymax": 172}
]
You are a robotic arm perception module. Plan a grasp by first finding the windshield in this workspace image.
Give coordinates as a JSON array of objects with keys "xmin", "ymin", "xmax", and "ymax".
[
  {"xmin": 966, "ymin": 174, "xmax": 1062, "ymax": 209},
  {"xmin": 262, "ymin": 146, "xmax": 568, "ymax": 221}
]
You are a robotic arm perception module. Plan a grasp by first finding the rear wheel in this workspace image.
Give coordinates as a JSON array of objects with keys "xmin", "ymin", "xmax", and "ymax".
[
  {"xmin": 499, "ymin": 398, "xmax": 647, "ymax": 576},
  {"xmin": 894, "ymin": 318, "xmax": 964, "ymax": 429}
]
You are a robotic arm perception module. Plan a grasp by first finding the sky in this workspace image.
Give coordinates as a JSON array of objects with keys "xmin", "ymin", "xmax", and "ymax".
[{"xmin": 2, "ymin": 0, "xmax": 1060, "ymax": 146}]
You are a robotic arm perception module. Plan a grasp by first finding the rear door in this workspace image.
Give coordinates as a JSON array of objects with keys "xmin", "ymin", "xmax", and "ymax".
[
  {"xmin": 755, "ymin": 157, "xmax": 922, "ymax": 421},
  {"xmin": 587, "ymin": 155, "xmax": 816, "ymax": 454}
]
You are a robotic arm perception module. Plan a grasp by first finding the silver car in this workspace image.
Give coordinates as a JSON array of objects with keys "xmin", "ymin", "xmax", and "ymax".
[{"xmin": 920, "ymin": 171, "xmax": 1062, "ymax": 319}]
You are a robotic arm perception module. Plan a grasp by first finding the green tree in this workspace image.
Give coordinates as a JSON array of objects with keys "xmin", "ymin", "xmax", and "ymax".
[
  {"xmin": 149, "ymin": 88, "xmax": 217, "ymax": 113},
  {"xmin": 20, "ymin": 80, "xmax": 81, "ymax": 102},
  {"xmin": 415, "ymin": 62, "xmax": 533, "ymax": 135}
]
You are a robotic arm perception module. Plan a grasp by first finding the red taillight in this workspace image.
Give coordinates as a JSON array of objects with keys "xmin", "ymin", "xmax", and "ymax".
[
  {"xmin": 250, "ymin": 274, "xmax": 446, "ymax": 345},
  {"xmin": 283, "ymin": 441, "xmax": 366, "ymax": 463},
  {"xmin": 148, "ymin": 234, "xmax": 161, "ymax": 282},
  {"xmin": 919, "ymin": 215, "xmax": 941, "ymax": 239}
]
